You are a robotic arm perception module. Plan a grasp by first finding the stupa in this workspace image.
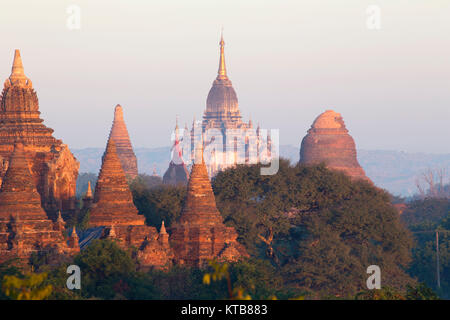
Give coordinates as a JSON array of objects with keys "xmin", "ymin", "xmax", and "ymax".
[
  {"xmin": 87, "ymin": 136, "xmax": 173, "ymax": 269},
  {"xmin": 299, "ymin": 110, "xmax": 369, "ymax": 181}
]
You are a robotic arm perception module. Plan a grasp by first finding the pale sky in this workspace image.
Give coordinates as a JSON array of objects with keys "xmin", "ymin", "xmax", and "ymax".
[{"xmin": 1, "ymin": 0, "xmax": 449, "ymax": 153}]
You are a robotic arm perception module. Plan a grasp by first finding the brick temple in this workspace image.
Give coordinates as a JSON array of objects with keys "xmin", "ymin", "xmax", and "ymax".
[
  {"xmin": 0, "ymin": 143, "xmax": 78, "ymax": 265},
  {"xmin": 0, "ymin": 50, "xmax": 79, "ymax": 219},
  {"xmin": 299, "ymin": 110, "xmax": 370, "ymax": 181},
  {"xmin": 86, "ymin": 135, "xmax": 173, "ymax": 269},
  {"xmin": 108, "ymin": 104, "xmax": 138, "ymax": 180},
  {"xmin": 170, "ymin": 143, "xmax": 248, "ymax": 267}
]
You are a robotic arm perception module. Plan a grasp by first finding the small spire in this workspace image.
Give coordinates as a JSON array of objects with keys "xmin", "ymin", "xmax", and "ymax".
[
  {"xmin": 109, "ymin": 224, "xmax": 116, "ymax": 237},
  {"xmin": 11, "ymin": 50, "xmax": 25, "ymax": 80},
  {"xmin": 194, "ymin": 136, "xmax": 205, "ymax": 165},
  {"xmin": 114, "ymin": 104, "xmax": 124, "ymax": 121},
  {"xmin": 85, "ymin": 181, "xmax": 93, "ymax": 198},
  {"xmin": 57, "ymin": 210, "xmax": 64, "ymax": 222},
  {"xmin": 175, "ymin": 115, "xmax": 180, "ymax": 141},
  {"xmin": 7, "ymin": 50, "xmax": 31, "ymax": 88},
  {"xmin": 160, "ymin": 221, "xmax": 167, "ymax": 234},
  {"xmin": 217, "ymin": 32, "xmax": 227, "ymax": 79},
  {"xmin": 71, "ymin": 226, "xmax": 78, "ymax": 239}
]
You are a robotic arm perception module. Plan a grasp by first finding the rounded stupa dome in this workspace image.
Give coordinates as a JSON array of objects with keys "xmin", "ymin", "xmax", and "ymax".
[
  {"xmin": 206, "ymin": 79, "xmax": 239, "ymax": 113},
  {"xmin": 311, "ymin": 110, "xmax": 344, "ymax": 129}
]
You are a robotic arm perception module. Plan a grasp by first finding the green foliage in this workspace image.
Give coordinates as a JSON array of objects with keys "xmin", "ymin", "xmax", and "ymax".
[
  {"xmin": 354, "ymin": 286, "xmax": 406, "ymax": 300},
  {"xmin": 2, "ymin": 272, "xmax": 52, "ymax": 300},
  {"xmin": 404, "ymin": 197, "xmax": 450, "ymax": 299},
  {"xmin": 355, "ymin": 283, "xmax": 440, "ymax": 300},
  {"xmin": 130, "ymin": 183, "xmax": 186, "ymax": 228},
  {"xmin": 130, "ymin": 174, "xmax": 162, "ymax": 191},
  {"xmin": 401, "ymin": 198, "xmax": 450, "ymax": 230},
  {"xmin": 405, "ymin": 283, "xmax": 440, "ymax": 300},
  {"xmin": 148, "ymin": 265, "xmax": 226, "ymax": 300},
  {"xmin": 73, "ymin": 239, "xmax": 136, "ymax": 299},
  {"xmin": 0, "ymin": 260, "xmax": 23, "ymax": 300},
  {"xmin": 408, "ymin": 230, "xmax": 450, "ymax": 299},
  {"xmin": 203, "ymin": 260, "xmax": 239, "ymax": 299},
  {"xmin": 213, "ymin": 159, "xmax": 414, "ymax": 297}
]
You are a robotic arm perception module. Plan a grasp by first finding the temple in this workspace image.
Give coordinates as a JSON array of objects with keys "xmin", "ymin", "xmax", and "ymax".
[
  {"xmin": 86, "ymin": 135, "xmax": 173, "ymax": 269},
  {"xmin": 108, "ymin": 104, "xmax": 138, "ymax": 180},
  {"xmin": 89, "ymin": 138, "xmax": 145, "ymax": 227},
  {"xmin": 0, "ymin": 50, "xmax": 79, "ymax": 219},
  {"xmin": 299, "ymin": 110, "xmax": 370, "ymax": 181},
  {"xmin": 0, "ymin": 143, "xmax": 78, "ymax": 265},
  {"xmin": 163, "ymin": 118, "xmax": 189, "ymax": 186},
  {"xmin": 187, "ymin": 35, "xmax": 270, "ymax": 177},
  {"xmin": 170, "ymin": 143, "xmax": 248, "ymax": 267}
]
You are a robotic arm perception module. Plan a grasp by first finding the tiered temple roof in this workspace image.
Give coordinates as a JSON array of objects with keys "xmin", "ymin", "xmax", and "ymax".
[
  {"xmin": 89, "ymin": 138, "xmax": 144, "ymax": 227},
  {"xmin": 0, "ymin": 143, "xmax": 78, "ymax": 264},
  {"xmin": 108, "ymin": 104, "xmax": 138, "ymax": 180},
  {"xmin": 0, "ymin": 50, "xmax": 79, "ymax": 218},
  {"xmin": 170, "ymin": 144, "xmax": 248, "ymax": 267}
]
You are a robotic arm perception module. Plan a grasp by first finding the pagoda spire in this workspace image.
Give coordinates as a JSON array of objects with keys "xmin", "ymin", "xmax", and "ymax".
[
  {"xmin": 6, "ymin": 49, "xmax": 32, "ymax": 88},
  {"xmin": 160, "ymin": 221, "xmax": 167, "ymax": 235},
  {"xmin": 217, "ymin": 32, "xmax": 227, "ymax": 80},
  {"xmin": 85, "ymin": 181, "xmax": 93, "ymax": 198},
  {"xmin": 108, "ymin": 104, "xmax": 138, "ymax": 179},
  {"xmin": 11, "ymin": 50, "xmax": 25, "ymax": 80}
]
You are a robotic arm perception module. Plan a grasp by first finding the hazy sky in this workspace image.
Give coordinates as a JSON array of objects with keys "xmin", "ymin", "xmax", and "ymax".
[{"xmin": 1, "ymin": 0, "xmax": 449, "ymax": 153}]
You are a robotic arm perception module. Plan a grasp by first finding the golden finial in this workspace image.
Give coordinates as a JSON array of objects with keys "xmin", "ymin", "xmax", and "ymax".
[{"xmin": 217, "ymin": 30, "xmax": 227, "ymax": 79}]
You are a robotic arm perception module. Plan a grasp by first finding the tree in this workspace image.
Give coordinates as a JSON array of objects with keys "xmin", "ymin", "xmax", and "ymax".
[
  {"xmin": 213, "ymin": 159, "xmax": 414, "ymax": 297},
  {"xmin": 130, "ymin": 183, "xmax": 186, "ymax": 228},
  {"xmin": 73, "ymin": 239, "xmax": 136, "ymax": 299},
  {"xmin": 2, "ymin": 272, "xmax": 52, "ymax": 300}
]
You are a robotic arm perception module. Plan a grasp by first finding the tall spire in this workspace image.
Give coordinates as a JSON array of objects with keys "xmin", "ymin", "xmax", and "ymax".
[
  {"xmin": 217, "ymin": 32, "xmax": 227, "ymax": 80},
  {"xmin": 109, "ymin": 104, "xmax": 138, "ymax": 179}
]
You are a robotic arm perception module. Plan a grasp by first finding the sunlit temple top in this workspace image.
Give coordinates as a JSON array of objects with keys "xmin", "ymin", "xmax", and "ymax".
[
  {"xmin": 217, "ymin": 33, "xmax": 227, "ymax": 80},
  {"xmin": 6, "ymin": 50, "xmax": 32, "ymax": 88}
]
